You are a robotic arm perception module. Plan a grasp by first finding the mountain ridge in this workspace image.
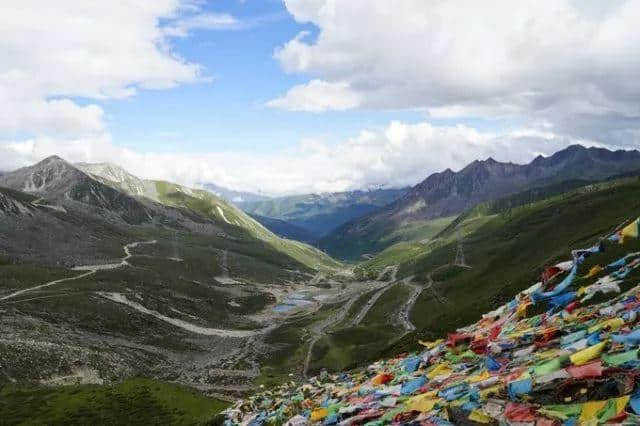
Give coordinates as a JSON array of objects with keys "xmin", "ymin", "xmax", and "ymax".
[
  {"xmin": 0, "ymin": 156, "xmax": 339, "ymax": 271},
  {"xmin": 239, "ymin": 187, "xmax": 408, "ymax": 239},
  {"xmin": 320, "ymin": 145, "xmax": 640, "ymax": 259}
]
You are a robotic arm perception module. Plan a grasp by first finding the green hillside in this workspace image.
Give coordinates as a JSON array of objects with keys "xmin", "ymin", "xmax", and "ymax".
[
  {"xmin": 294, "ymin": 176, "xmax": 640, "ymax": 374},
  {"xmin": 398, "ymin": 177, "xmax": 640, "ymax": 345},
  {"xmin": 320, "ymin": 216, "xmax": 455, "ymax": 261},
  {"xmin": 153, "ymin": 181, "xmax": 340, "ymax": 271},
  {"xmin": 356, "ymin": 177, "xmax": 636, "ymax": 279},
  {"xmin": 0, "ymin": 379, "xmax": 227, "ymax": 425}
]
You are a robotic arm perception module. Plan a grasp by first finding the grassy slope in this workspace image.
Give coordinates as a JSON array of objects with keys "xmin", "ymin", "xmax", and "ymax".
[
  {"xmin": 321, "ymin": 216, "xmax": 455, "ymax": 261},
  {"xmin": 0, "ymin": 379, "xmax": 227, "ymax": 426},
  {"xmin": 395, "ymin": 177, "xmax": 640, "ymax": 346},
  {"xmin": 300, "ymin": 285, "xmax": 411, "ymax": 374},
  {"xmin": 0, "ymin": 225, "xmax": 301, "ymax": 386},
  {"xmin": 309, "ymin": 177, "xmax": 640, "ymax": 373},
  {"xmin": 153, "ymin": 181, "xmax": 341, "ymax": 271},
  {"xmin": 357, "ymin": 178, "xmax": 636, "ymax": 279}
]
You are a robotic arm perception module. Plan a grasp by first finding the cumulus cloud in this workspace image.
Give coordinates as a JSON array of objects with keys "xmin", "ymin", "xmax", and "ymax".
[
  {"xmin": 266, "ymin": 80, "xmax": 360, "ymax": 112},
  {"xmin": 0, "ymin": 121, "xmax": 599, "ymax": 196},
  {"xmin": 163, "ymin": 12, "xmax": 242, "ymax": 37},
  {"xmin": 0, "ymin": 1, "xmax": 234, "ymax": 139},
  {"xmin": 270, "ymin": 0, "xmax": 640, "ymax": 145}
]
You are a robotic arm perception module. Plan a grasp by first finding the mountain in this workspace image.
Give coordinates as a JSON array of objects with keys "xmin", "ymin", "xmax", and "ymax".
[
  {"xmin": 75, "ymin": 162, "xmax": 153, "ymax": 198},
  {"xmin": 0, "ymin": 156, "xmax": 339, "ymax": 271},
  {"xmin": 201, "ymin": 182, "xmax": 270, "ymax": 204},
  {"xmin": 320, "ymin": 145, "xmax": 640, "ymax": 260},
  {"xmin": 225, "ymin": 192, "xmax": 640, "ymax": 425},
  {"xmin": 0, "ymin": 156, "xmax": 156, "ymax": 225},
  {"xmin": 75, "ymin": 161, "xmax": 339, "ymax": 270},
  {"xmin": 5, "ymin": 153, "xmax": 640, "ymax": 423},
  {"xmin": 248, "ymin": 214, "xmax": 317, "ymax": 244},
  {"xmin": 239, "ymin": 188, "xmax": 407, "ymax": 240},
  {"xmin": 0, "ymin": 156, "xmax": 346, "ymax": 409}
]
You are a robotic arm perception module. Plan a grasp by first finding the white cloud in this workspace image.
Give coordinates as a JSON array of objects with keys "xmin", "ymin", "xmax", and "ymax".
[
  {"xmin": 266, "ymin": 79, "xmax": 360, "ymax": 112},
  {"xmin": 0, "ymin": 121, "xmax": 598, "ymax": 196},
  {"xmin": 270, "ymin": 0, "xmax": 640, "ymax": 145},
  {"xmin": 163, "ymin": 12, "xmax": 242, "ymax": 37},
  {"xmin": 0, "ymin": 1, "xmax": 231, "ymax": 138}
]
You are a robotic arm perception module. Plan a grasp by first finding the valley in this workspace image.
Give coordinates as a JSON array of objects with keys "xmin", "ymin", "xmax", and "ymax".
[{"xmin": 2, "ymin": 147, "xmax": 640, "ymax": 424}]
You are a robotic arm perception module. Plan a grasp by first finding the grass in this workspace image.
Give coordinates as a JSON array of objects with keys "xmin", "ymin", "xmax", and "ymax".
[
  {"xmin": 355, "ymin": 242, "xmax": 426, "ymax": 279},
  {"xmin": 0, "ymin": 378, "xmax": 228, "ymax": 426},
  {"xmin": 255, "ymin": 315, "xmax": 318, "ymax": 387},
  {"xmin": 382, "ymin": 216, "xmax": 456, "ymax": 245},
  {"xmin": 0, "ymin": 264, "xmax": 80, "ymax": 292},
  {"xmin": 153, "ymin": 180, "xmax": 341, "ymax": 271},
  {"xmin": 309, "ymin": 325, "xmax": 402, "ymax": 373},
  {"xmin": 320, "ymin": 215, "xmax": 454, "ymax": 261},
  {"xmin": 383, "ymin": 177, "xmax": 640, "ymax": 354},
  {"xmin": 361, "ymin": 284, "xmax": 411, "ymax": 326},
  {"xmin": 331, "ymin": 289, "xmax": 379, "ymax": 330},
  {"xmin": 300, "ymin": 284, "xmax": 412, "ymax": 374}
]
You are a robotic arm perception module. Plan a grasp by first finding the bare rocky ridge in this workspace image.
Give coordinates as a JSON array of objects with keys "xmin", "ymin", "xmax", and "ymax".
[{"xmin": 320, "ymin": 145, "xmax": 640, "ymax": 259}]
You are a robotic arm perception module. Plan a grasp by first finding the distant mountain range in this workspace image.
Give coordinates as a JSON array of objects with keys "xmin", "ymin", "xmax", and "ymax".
[
  {"xmin": 247, "ymin": 214, "xmax": 318, "ymax": 244},
  {"xmin": 319, "ymin": 145, "xmax": 640, "ymax": 260},
  {"xmin": 199, "ymin": 182, "xmax": 271, "ymax": 204},
  {"xmin": 238, "ymin": 188, "xmax": 408, "ymax": 240}
]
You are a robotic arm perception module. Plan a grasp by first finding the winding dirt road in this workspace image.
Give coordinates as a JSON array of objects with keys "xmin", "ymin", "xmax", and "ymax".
[
  {"xmin": 99, "ymin": 292, "xmax": 272, "ymax": 338},
  {"xmin": 302, "ymin": 265, "xmax": 401, "ymax": 377},
  {"xmin": 0, "ymin": 240, "xmax": 156, "ymax": 302},
  {"xmin": 397, "ymin": 280, "xmax": 422, "ymax": 332},
  {"xmin": 303, "ymin": 294, "xmax": 360, "ymax": 377},
  {"xmin": 348, "ymin": 264, "xmax": 400, "ymax": 327}
]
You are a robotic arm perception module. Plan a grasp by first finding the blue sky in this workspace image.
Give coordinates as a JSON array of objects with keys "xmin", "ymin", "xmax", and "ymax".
[
  {"xmin": 107, "ymin": 0, "xmax": 425, "ymax": 153},
  {"xmin": 1, "ymin": 1, "xmax": 639, "ymax": 195}
]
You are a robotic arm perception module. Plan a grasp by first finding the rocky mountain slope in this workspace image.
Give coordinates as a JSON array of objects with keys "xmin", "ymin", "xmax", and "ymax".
[
  {"xmin": 74, "ymin": 160, "xmax": 339, "ymax": 270},
  {"xmin": 320, "ymin": 145, "xmax": 640, "ymax": 260},
  {"xmin": 1, "ymin": 156, "xmax": 154, "ymax": 224},
  {"xmin": 0, "ymin": 156, "xmax": 348, "ymax": 407}
]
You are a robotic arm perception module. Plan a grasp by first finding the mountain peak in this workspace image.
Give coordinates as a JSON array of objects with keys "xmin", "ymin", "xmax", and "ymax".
[
  {"xmin": 321, "ymin": 144, "xmax": 640, "ymax": 260},
  {"xmin": 76, "ymin": 162, "xmax": 134, "ymax": 181},
  {"xmin": 75, "ymin": 161, "xmax": 150, "ymax": 198},
  {"xmin": 39, "ymin": 155, "xmax": 68, "ymax": 165}
]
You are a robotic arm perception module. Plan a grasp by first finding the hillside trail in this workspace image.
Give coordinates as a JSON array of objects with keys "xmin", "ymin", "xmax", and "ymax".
[
  {"xmin": 303, "ymin": 293, "xmax": 362, "ymax": 377},
  {"xmin": 0, "ymin": 240, "xmax": 156, "ymax": 302},
  {"xmin": 98, "ymin": 292, "xmax": 272, "ymax": 338},
  {"xmin": 397, "ymin": 277, "xmax": 421, "ymax": 332},
  {"xmin": 303, "ymin": 266, "xmax": 400, "ymax": 377},
  {"xmin": 391, "ymin": 264, "xmax": 461, "ymax": 343},
  {"xmin": 387, "ymin": 263, "xmax": 468, "ymax": 342},
  {"xmin": 424, "ymin": 264, "xmax": 455, "ymax": 306},
  {"xmin": 348, "ymin": 264, "xmax": 400, "ymax": 327}
]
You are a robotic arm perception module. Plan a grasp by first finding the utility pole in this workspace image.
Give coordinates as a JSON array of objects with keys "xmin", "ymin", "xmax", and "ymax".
[{"xmin": 454, "ymin": 227, "xmax": 468, "ymax": 267}]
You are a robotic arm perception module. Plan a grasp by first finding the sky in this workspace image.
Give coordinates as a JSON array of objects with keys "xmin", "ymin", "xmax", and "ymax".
[{"xmin": 1, "ymin": 0, "xmax": 640, "ymax": 196}]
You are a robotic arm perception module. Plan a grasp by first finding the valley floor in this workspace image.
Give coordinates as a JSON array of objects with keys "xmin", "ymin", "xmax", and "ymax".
[{"xmin": 0, "ymin": 234, "xmax": 423, "ymax": 414}]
